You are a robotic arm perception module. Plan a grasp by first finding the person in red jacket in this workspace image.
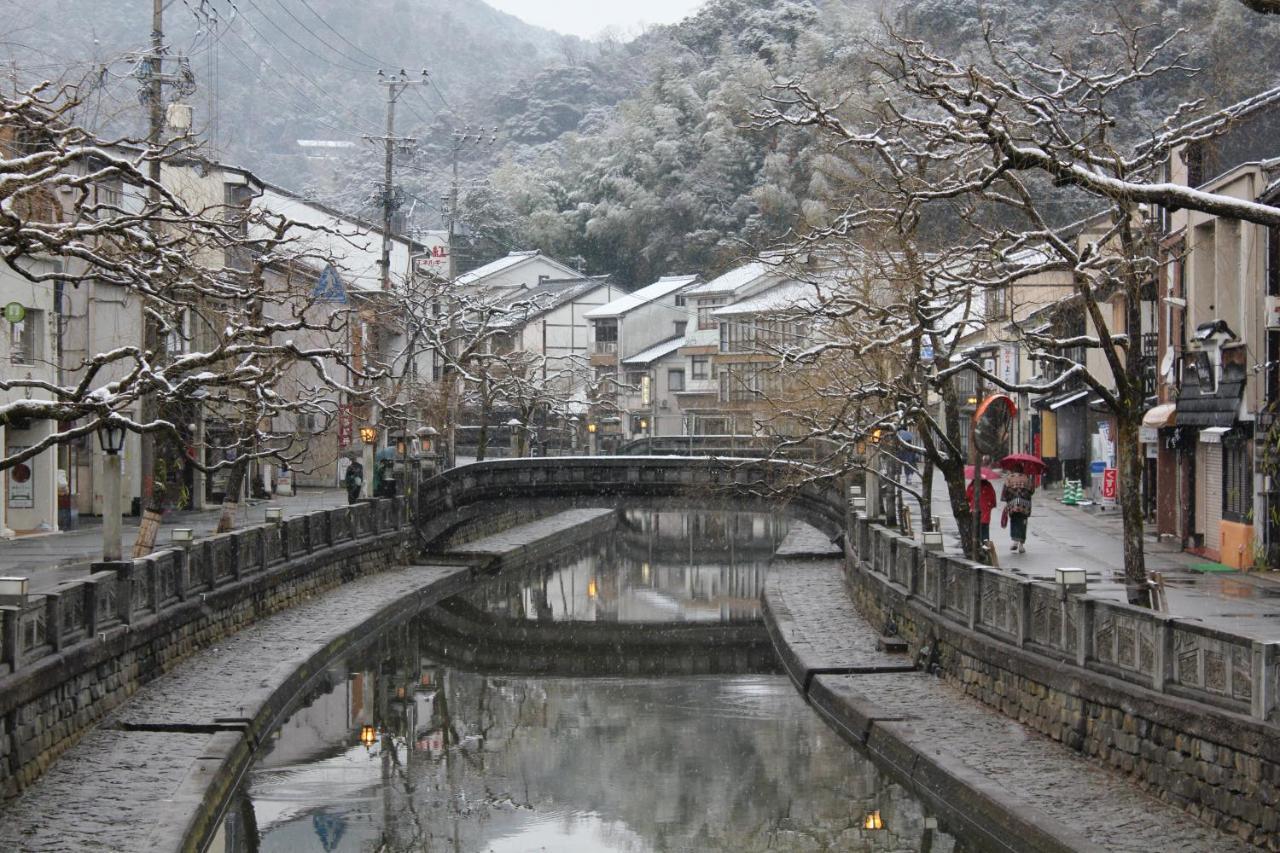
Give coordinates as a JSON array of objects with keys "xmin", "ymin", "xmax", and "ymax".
[{"xmin": 966, "ymin": 478, "xmax": 998, "ymax": 545}]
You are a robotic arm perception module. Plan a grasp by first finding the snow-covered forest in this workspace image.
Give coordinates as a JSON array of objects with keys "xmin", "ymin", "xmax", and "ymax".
[{"xmin": 9, "ymin": 0, "xmax": 1280, "ymax": 285}]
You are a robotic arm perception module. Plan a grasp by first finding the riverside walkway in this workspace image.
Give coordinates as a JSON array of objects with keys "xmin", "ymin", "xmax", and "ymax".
[
  {"xmin": 762, "ymin": 558, "xmax": 1260, "ymax": 852},
  {"xmin": 0, "ymin": 506, "xmax": 615, "ymax": 852}
]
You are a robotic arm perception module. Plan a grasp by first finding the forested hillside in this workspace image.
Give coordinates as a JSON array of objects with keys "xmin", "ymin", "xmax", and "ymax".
[{"xmin": 7, "ymin": 0, "xmax": 1280, "ymax": 284}]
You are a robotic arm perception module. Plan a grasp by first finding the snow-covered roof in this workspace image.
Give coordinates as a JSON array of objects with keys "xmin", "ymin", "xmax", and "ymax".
[
  {"xmin": 682, "ymin": 261, "xmax": 771, "ymax": 296},
  {"xmin": 622, "ymin": 336, "xmax": 685, "ymax": 366},
  {"xmin": 491, "ymin": 277, "xmax": 609, "ymax": 329},
  {"xmin": 711, "ymin": 280, "xmax": 821, "ymax": 317},
  {"xmin": 455, "ymin": 250, "xmax": 581, "ymax": 287},
  {"xmin": 584, "ymin": 275, "xmax": 698, "ymax": 319}
]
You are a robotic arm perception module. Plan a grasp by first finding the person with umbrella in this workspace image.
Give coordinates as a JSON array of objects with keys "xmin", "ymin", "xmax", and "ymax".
[
  {"xmin": 965, "ymin": 467, "xmax": 998, "ymax": 547},
  {"xmin": 1000, "ymin": 454, "xmax": 1044, "ymax": 553}
]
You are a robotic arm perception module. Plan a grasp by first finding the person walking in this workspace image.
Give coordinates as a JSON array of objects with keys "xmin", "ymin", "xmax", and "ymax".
[
  {"xmin": 966, "ymin": 477, "xmax": 997, "ymax": 546},
  {"xmin": 1002, "ymin": 469, "xmax": 1035, "ymax": 552},
  {"xmin": 343, "ymin": 457, "xmax": 364, "ymax": 504}
]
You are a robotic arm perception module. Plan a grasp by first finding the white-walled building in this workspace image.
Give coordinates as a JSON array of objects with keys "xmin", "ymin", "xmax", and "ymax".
[{"xmin": 585, "ymin": 274, "xmax": 698, "ymax": 439}]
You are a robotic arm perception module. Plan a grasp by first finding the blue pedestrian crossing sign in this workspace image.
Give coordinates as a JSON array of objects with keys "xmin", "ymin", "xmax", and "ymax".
[{"xmin": 314, "ymin": 265, "xmax": 346, "ymax": 303}]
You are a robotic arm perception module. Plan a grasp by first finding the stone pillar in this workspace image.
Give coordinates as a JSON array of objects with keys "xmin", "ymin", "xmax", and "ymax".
[{"xmin": 102, "ymin": 451, "xmax": 123, "ymax": 562}]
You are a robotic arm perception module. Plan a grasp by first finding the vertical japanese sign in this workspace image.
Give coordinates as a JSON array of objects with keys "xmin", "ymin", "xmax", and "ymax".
[{"xmin": 1101, "ymin": 467, "xmax": 1118, "ymax": 501}]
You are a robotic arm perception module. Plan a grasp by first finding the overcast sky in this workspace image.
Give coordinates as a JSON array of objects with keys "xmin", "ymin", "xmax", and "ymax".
[{"xmin": 486, "ymin": 0, "xmax": 706, "ymax": 38}]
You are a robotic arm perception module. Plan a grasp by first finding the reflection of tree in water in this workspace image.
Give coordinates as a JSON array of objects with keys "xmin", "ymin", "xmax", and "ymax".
[
  {"xmin": 242, "ymin": 563, "xmax": 961, "ymax": 853},
  {"xmin": 361, "ymin": 645, "xmax": 959, "ymax": 852}
]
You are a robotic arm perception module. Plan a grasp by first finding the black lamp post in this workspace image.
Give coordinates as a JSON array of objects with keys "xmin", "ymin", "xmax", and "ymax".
[{"xmin": 96, "ymin": 419, "xmax": 127, "ymax": 561}]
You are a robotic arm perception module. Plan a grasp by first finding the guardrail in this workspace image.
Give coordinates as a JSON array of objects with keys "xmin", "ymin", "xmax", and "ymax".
[
  {"xmin": 852, "ymin": 515, "xmax": 1280, "ymax": 723},
  {"xmin": 0, "ymin": 496, "xmax": 407, "ymax": 680}
]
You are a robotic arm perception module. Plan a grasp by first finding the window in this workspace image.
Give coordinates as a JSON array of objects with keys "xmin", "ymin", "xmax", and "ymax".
[
  {"xmin": 1222, "ymin": 432, "xmax": 1252, "ymax": 522},
  {"xmin": 668, "ymin": 368, "xmax": 685, "ymax": 391},
  {"xmin": 675, "ymin": 295, "xmax": 686, "ymax": 306},
  {"xmin": 986, "ymin": 286, "xmax": 1008, "ymax": 320},
  {"xmin": 594, "ymin": 320, "xmax": 617, "ymax": 353},
  {"xmin": 674, "ymin": 320, "xmax": 687, "ymax": 336},
  {"xmin": 697, "ymin": 297, "xmax": 726, "ymax": 330},
  {"xmin": 691, "ymin": 355, "xmax": 709, "ymax": 379},
  {"xmin": 626, "ymin": 370, "xmax": 646, "ymax": 388},
  {"xmin": 9, "ymin": 309, "xmax": 41, "ymax": 365}
]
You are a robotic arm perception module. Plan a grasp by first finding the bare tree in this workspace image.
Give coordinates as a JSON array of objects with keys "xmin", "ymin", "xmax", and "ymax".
[
  {"xmin": 2, "ymin": 85, "xmax": 371, "ymax": 545},
  {"xmin": 755, "ymin": 24, "xmax": 1280, "ymax": 601}
]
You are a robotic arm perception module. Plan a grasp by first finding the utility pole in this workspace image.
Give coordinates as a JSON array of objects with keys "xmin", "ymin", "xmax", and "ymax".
[
  {"xmin": 440, "ymin": 126, "xmax": 496, "ymax": 281},
  {"xmin": 132, "ymin": 0, "xmax": 195, "ymax": 556},
  {"xmin": 367, "ymin": 70, "xmax": 428, "ymax": 292},
  {"xmin": 360, "ymin": 72, "xmax": 426, "ymax": 486}
]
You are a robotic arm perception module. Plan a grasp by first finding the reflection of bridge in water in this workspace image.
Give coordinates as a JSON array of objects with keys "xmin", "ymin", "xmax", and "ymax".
[{"xmin": 421, "ymin": 505, "xmax": 804, "ymax": 676}]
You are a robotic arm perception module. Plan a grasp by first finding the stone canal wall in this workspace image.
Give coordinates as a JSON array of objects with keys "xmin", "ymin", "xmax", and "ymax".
[
  {"xmin": 0, "ymin": 456, "xmax": 834, "ymax": 808},
  {"xmin": 0, "ymin": 497, "xmax": 412, "ymax": 800},
  {"xmin": 845, "ymin": 514, "xmax": 1280, "ymax": 848}
]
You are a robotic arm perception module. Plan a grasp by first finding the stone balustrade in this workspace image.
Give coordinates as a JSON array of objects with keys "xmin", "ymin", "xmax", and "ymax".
[
  {"xmin": 848, "ymin": 512, "xmax": 1280, "ymax": 843},
  {"xmin": 0, "ymin": 496, "xmax": 409, "ymax": 798},
  {"xmin": 3, "ymin": 454, "xmax": 1278, "ymax": 844}
]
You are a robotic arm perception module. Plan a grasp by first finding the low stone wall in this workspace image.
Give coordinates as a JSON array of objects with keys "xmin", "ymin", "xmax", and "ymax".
[
  {"xmin": 0, "ymin": 497, "xmax": 411, "ymax": 800},
  {"xmin": 847, "ymin": 514, "xmax": 1280, "ymax": 848}
]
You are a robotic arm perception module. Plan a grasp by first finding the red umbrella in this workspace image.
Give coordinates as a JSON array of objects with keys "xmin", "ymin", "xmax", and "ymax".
[
  {"xmin": 999, "ymin": 453, "xmax": 1046, "ymax": 474},
  {"xmin": 964, "ymin": 464, "xmax": 1002, "ymax": 480}
]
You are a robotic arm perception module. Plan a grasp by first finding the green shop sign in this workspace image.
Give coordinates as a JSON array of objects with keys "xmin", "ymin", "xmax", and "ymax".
[{"xmin": 3, "ymin": 302, "xmax": 25, "ymax": 324}]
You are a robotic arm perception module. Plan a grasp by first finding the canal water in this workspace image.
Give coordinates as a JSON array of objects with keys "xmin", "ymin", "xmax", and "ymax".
[{"xmin": 219, "ymin": 508, "xmax": 966, "ymax": 852}]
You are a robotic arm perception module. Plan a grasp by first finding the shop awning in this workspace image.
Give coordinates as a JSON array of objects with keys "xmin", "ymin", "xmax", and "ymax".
[
  {"xmin": 1042, "ymin": 389, "xmax": 1090, "ymax": 411},
  {"xmin": 1142, "ymin": 403, "xmax": 1176, "ymax": 428}
]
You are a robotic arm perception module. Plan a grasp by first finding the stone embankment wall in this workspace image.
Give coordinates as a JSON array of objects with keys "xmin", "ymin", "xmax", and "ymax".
[
  {"xmin": 845, "ymin": 514, "xmax": 1280, "ymax": 848},
  {"xmin": 0, "ymin": 456, "xmax": 839, "ymax": 806},
  {"xmin": 0, "ymin": 497, "xmax": 411, "ymax": 799}
]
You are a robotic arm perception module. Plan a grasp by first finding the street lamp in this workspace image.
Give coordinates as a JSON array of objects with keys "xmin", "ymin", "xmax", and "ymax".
[
  {"xmin": 416, "ymin": 425, "xmax": 438, "ymax": 454},
  {"xmin": 359, "ymin": 425, "xmax": 377, "ymax": 499},
  {"xmin": 96, "ymin": 420, "xmax": 127, "ymax": 562},
  {"xmin": 863, "ymin": 811, "xmax": 885, "ymax": 830},
  {"xmin": 359, "ymin": 724, "xmax": 378, "ymax": 749},
  {"xmin": 507, "ymin": 418, "xmax": 523, "ymax": 457},
  {"xmin": 587, "ymin": 421, "xmax": 597, "ymax": 456}
]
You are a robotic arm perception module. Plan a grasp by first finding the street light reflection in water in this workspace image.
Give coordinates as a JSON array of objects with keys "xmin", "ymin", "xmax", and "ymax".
[{"xmin": 211, "ymin": 508, "xmax": 966, "ymax": 852}]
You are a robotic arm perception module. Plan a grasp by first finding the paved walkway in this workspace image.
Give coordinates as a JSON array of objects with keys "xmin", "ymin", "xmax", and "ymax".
[
  {"xmin": 905, "ymin": 477, "xmax": 1280, "ymax": 639},
  {"xmin": 0, "ymin": 563, "xmax": 462, "ymax": 853},
  {"xmin": 763, "ymin": 561, "xmax": 1258, "ymax": 853},
  {"xmin": 443, "ymin": 507, "xmax": 617, "ymax": 556},
  {"xmin": 0, "ymin": 488, "xmax": 349, "ymax": 594}
]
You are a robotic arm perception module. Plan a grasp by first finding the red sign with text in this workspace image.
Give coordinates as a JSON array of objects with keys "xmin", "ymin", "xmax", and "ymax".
[{"xmin": 1101, "ymin": 467, "xmax": 1118, "ymax": 500}]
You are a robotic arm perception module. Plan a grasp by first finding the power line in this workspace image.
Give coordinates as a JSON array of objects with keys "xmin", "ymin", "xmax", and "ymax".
[
  {"xmin": 272, "ymin": 0, "xmax": 384, "ymax": 70},
  {"xmin": 237, "ymin": 0, "xmax": 370, "ymax": 73},
  {"xmin": 219, "ymin": 25, "xmax": 369, "ymax": 136},
  {"xmin": 222, "ymin": 1, "xmax": 377, "ymax": 135},
  {"xmin": 295, "ymin": 0, "xmax": 396, "ymax": 68}
]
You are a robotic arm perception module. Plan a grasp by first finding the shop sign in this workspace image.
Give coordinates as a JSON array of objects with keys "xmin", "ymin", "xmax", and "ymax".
[
  {"xmin": 1139, "ymin": 426, "xmax": 1158, "ymax": 443},
  {"xmin": 3, "ymin": 302, "xmax": 25, "ymax": 324},
  {"xmin": 7, "ymin": 445, "xmax": 33, "ymax": 508},
  {"xmin": 1100, "ymin": 467, "xmax": 1118, "ymax": 501}
]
